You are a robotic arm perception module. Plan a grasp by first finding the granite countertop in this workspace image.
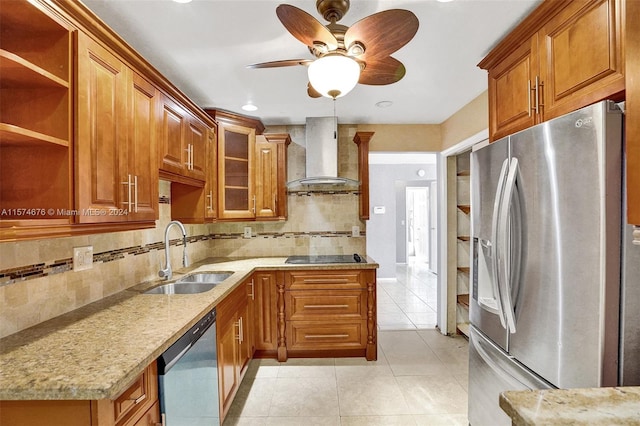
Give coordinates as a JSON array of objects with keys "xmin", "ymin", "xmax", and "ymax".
[
  {"xmin": 500, "ymin": 387, "xmax": 640, "ymax": 425},
  {"xmin": 0, "ymin": 257, "xmax": 378, "ymax": 401}
]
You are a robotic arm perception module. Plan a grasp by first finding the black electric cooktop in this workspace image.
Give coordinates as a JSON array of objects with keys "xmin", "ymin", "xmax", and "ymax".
[{"xmin": 285, "ymin": 254, "xmax": 366, "ymax": 264}]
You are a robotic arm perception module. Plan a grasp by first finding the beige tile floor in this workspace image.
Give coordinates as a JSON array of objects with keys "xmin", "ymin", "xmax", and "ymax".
[
  {"xmin": 224, "ymin": 262, "xmax": 469, "ymax": 426},
  {"xmin": 378, "ymin": 261, "xmax": 438, "ymax": 330}
]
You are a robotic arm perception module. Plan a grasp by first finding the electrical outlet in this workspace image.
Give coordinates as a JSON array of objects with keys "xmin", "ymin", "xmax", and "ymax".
[
  {"xmin": 243, "ymin": 227, "xmax": 252, "ymax": 239},
  {"xmin": 73, "ymin": 246, "xmax": 93, "ymax": 271},
  {"xmin": 352, "ymin": 225, "xmax": 360, "ymax": 237}
]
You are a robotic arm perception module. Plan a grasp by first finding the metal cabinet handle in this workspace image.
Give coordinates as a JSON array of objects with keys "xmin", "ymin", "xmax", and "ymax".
[
  {"xmin": 248, "ymin": 280, "xmax": 255, "ymax": 300},
  {"xmin": 235, "ymin": 320, "xmax": 241, "ymax": 341},
  {"xmin": 252, "ymin": 195, "xmax": 256, "ymax": 214},
  {"xmin": 303, "ymin": 304, "xmax": 349, "ymax": 309},
  {"xmin": 121, "ymin": 174, "xmax": 133, "ymax": 211},
  {"xmin": 528, "ymin": 79, "xmax": 532, "ymax": 117},
  {"xmin": 239, "ymin": 317, "xmax": 244, "ymax": 343},
  {"xmin": 133, "ymin": 175, "xmax": 138, "ymax": 213},
  {"xmin": 206, "ymin": 191, "xmax": 213, "ymax": 211},
  {"xmin": 534, "ymin": 76, "xmax": 539, "ymax": 114}
]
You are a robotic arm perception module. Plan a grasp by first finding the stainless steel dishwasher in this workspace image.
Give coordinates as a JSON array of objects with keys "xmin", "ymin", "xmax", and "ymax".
[{"xmin": 158, "ymin": 308, "xmax": 219, "ymax": 425}]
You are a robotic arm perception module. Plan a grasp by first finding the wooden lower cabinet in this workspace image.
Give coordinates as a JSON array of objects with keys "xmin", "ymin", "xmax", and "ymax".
[
  {"xmin": 278, "ymin": 269, "xmax": 377, "ymax": 361},
  {"xmin": 0, "ymin": 362, "xmax": 159, "ymax": 426},
  {"xmin": 253, "ymin": 271, "xmax": 279, "ymax": 356},
  {"xmin": 216, "ymin": 278, "xmax": 254, "ymax": 422}
]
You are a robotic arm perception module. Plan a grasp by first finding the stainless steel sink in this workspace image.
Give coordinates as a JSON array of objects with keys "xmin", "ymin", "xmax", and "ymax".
[
  {"xmin": 144, "ymin": 271, "xmax": 233, "ymax": 294},
  {"xmin": 176, "ymin": 271, "xmax": 233, "ymax": 284},
  {"xmin": 145, "ymin": 282, "xmax": 218, "ymax": 295}
]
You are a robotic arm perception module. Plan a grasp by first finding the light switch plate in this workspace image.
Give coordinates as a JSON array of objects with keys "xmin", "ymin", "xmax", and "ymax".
[
  {"xmin": 352, "ymin": 226, "xmax": 360, "ymax": 237},
  {"xmin": 73, "ymin": 246, "xmax": 93, "ymax": 271},
  {"xmin": 243, "ymin": 227, "xmax": 252, "ymax": 239}
]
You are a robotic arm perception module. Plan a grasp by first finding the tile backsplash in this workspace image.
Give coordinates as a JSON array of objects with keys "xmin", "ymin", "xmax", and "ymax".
[{"xmin": 0, "ymin": 127, "xmax": 365, "ymax": 337}]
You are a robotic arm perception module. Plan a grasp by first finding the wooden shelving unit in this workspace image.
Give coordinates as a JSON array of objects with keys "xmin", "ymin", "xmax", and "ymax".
[
  {"xmin": 455, "ymin": 151, "xmax": 471, "ymax": 337},
  {"xmin": 0, "ymin": 1, "xmax": 73, "ymax": 224}
]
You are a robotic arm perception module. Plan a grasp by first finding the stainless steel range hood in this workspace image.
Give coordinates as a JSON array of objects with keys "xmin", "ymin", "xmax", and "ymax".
[{"xmin": 286, "ymin": 117, "xmax": 360, "ymax": 188}]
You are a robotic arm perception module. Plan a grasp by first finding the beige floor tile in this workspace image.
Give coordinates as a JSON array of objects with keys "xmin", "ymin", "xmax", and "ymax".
[
  {"xmin": 269, "ymin": 377, "xmax": 339, "ymax": 417},
  {"xmin": 384, "ymin": 351, "xmax": 449, "ymax": 376},
  {"xmin": 244, "ymin": 358, "xmax": 281, "ymax": 378},
  {"xmin": 227, "ymin": 377, "xmax": 277, "ymax": 418},
  {"xmin": 265, "ymin": 416, "xmax": 340, "ymax": 425},
  {"xmin": 454, "ymin": 374, "xmax": 469, "ymax": 392},
  {"xmin": 222, "ymin": 416, "xmax": 268, "ymax": 425},
  {"xmin": 276, "ymin": 357, "xmax": 336, "ymax": 378},
  {"xmin": 337, "ymin": 376, "xmax": 410, "ymax": 416},
  {"xmin": 377, "ymin": 303, "xmax": 405, "ymax": 314},
  {"xmin": 413, "ymin": 414, "xmax": 469, "ymax": 425},
  {"xmin": 417, "ymin": 330, "xmax": 467, "ymax": 350},
  {"xmin": 396, "ymin": 375, "xmax": 468, "ymax": 415},
  {"xmin": 340, "ymin": 415, "xmax": 418, "ymax": 425}
]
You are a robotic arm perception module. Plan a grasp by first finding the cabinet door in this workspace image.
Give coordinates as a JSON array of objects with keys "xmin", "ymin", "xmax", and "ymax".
[
  {"xmin": 539, "ymin": 0, "xmax": 624, "ymax": 122},
  {"xmin": 255, "ymin": 138, "xmax": 278, "ymax": 218},
  {"xmin": 76, "ymin": 33, "xmax": 128, "ymax": 223},
  {"xmin": 159, "ymin": 94, "xmax": 187, "ymax": 175},
  {"xmin": 254, "ymin": 272, "xmax": 278, "ymax": 352},
  {"xmin": 217, "ymin": 315, "xmax": 239, "ymax": 417},
  {"xmin": 185, "ymin": 116, "xmax": 207, "ymax": 181},
  {"xmin": 218, "ymin": 124, "xmax": 255, "ymax": 219},
  {"xmin": 205, "ymin": 128, "xmax": 218, "ymax": 221},
  {"xmin": 238, "ymin": 295, "xmax": 252, "ymax": 376},
  {"xmin": 627, "ymin": 0, "xmax": 640, "ymax": 226},
  {"xmin": 487, "ymin": 33, "xmax": 539, "ymax": 141},
  {"xmin": 128, "ymin": 72, "xmax": 158, "ymax": 221}
]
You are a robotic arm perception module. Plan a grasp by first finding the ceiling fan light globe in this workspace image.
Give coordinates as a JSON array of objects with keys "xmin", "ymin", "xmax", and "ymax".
[{"xmin": 308, "ymin": 54, "xmax": 360, "ymax": 99}]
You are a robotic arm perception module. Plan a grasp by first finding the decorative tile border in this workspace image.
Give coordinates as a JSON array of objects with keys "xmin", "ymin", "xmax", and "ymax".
[{"xmin": 0, "ymin": 231, "xmax": 364, "ymax": 286}]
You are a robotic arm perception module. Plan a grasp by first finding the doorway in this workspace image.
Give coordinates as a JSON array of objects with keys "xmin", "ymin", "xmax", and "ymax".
[{"xmin": 406, "ymin": 186, "xmax": 429, "ymax": 265}]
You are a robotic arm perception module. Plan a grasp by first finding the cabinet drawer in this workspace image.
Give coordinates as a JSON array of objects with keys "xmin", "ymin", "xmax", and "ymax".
[
  {"xmin": 286, "ymin": 270, "xmax": 364, "ymax": 290},
  {"xmin": 114, "ymin": 363, "xmax": 157, "ymax": 426},
  {"xmin": 286, "ymin": 321, "xmax": 366, "ymax": 351},
  {"xmin": 286, "ymin": 290, "xmax": 365, "ymax": 320}
]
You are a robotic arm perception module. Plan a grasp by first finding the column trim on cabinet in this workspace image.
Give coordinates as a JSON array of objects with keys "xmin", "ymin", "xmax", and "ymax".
[{"xmin": 353, "ymin": 131, "xmax": 374, "ymax": 220}]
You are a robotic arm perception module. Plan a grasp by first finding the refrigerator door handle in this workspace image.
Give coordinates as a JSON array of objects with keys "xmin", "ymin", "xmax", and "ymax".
[
  {"xmin": 490, "ymin": 158, "xmax": 510, "ymax": 329},
  {"xmin": 498, "ymin": 157, "xmax": 520, "ymax": 333}
]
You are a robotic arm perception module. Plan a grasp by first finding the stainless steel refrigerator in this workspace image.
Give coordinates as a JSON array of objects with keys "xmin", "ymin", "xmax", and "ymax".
[{"xmin": 468, "ymin": 100, "xmax": 640, "ymax": 425}]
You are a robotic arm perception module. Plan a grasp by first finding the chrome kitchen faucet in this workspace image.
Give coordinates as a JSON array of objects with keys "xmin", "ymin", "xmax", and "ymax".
[{"xmin": 159, "ymin": 220, "xmax": 189, "ymax": 280}]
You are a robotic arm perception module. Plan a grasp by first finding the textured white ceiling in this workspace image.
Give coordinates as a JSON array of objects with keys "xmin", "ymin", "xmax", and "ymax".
[{"xmin": 82, "ymin": 0, "xmax": 541, "ymax": 125}]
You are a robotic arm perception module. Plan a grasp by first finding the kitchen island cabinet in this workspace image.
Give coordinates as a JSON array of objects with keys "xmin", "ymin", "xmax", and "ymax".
[{"xmin": 278, "ymin": 269, "xmax": 377, "ymax": 361}]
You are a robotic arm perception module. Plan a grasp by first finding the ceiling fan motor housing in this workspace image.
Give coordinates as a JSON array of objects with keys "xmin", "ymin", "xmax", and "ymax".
[{"xmin": 316, "ymin": 0, "xmax": 350, "ymax": 22}]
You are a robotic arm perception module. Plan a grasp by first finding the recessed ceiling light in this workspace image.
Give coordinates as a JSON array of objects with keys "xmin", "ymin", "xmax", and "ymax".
[
  {"xmin": 375, "ymin": 101, "xmax": 393, "ymax": 108},
  {"xmin": 242, "ymin": 103, "xmax": 258, "ymax": 112},
  {"xmin": 437, "ymin": 0, "xmax": 454, "ymax": 2},
  {"xmin": 173, "ymin": 0, "xmax": 192, "ymax": 3}
]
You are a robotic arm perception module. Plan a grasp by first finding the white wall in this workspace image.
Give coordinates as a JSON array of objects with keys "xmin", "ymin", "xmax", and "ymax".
[{"xmin": 367, "ymin": 153, "xmax": 437, "ymax": 278}]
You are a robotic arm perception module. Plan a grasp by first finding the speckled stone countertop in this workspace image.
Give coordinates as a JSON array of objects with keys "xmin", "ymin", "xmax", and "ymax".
[
  {"xmin": 500, "ymin": 387, "xmax": 640, "ymax": 425},
  {"xmin": 0, "ymin": 257, "xmax": 377, "ymax": 401}
]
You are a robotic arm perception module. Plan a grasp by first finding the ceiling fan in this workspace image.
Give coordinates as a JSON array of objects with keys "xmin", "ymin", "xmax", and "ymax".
[{"xmin": 247, "ymin": 0, "xmax": 419, "ymax": 99}]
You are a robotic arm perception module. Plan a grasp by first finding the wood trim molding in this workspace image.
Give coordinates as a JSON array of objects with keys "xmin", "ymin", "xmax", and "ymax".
[
  {"xmin": 204, "ymin": 109, "xmax": 266, "ymax": 135},
  {"xmin": 477, "ymin": 0, "xmax": 568, "ymax": 70},
  {"xmin": 353, "ymin": 131, "xmax": 374, "ymax": 220},
  {"xmin": 277, "ymin": 279, "xmax": 287, "ymax": 362},
  {"xmin": 46, "ymin": 0, "xmax": 215, "ymax": 127}
]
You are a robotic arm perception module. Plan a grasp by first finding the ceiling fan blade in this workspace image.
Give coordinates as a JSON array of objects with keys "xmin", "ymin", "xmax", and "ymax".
[
  {"xmin": 344, "ymin": 10, "xmax": 419, "ymax": 60},
  {"xmin": 276, "ymin": 4, "xmax": 338, "ymax": 51},
  {"xmin": 247, "ymin": 59, "xmax": 313, "ymax": 69},
  {"xmin": 359, "ymin": 56, "xmax": 406, "ymax": 85},
  {"xmin": 307, "ymin": 82, "xmax": 322, "ymax": 98}
]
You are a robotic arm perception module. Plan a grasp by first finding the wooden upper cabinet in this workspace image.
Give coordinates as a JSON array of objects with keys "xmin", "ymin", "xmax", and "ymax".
[
  {"xmin": 159, "ymin": 94, "xmax": 188, "ymax": 176},
  {"xmin": 128, "ymin": 72, "xmax": 159, "ymax": 222},
  {"xmin": 479, "ymin": 0, "xmax": 625, "ymax": 141},
  {"xmin": 487, "ymin": 34, "xmax": 539, "ymax": 141},
  {"xmin": 185, "ymin": 116, "xmax": 208, "ymax": 182},
  {"xmin": 256, "ymin": 133, "xmax": 291, "ymax": 220},
  {"xmin": 255, "ymin": 137, "xmax": 277, "ymax": 218},
  {"xmin": 76, "ymin": 33, "xmax": 128, "ymax": 223},
  {"xmin": 76, "ymin": 34, "xmax": 158, "ymax": 224},
  {"xmin": 218, "ymin": 123, "xmax": 256, "ymax": 219},
  {"xmin": 538, "ymin": 0, "xmax": 625, "ymax": 121}
]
